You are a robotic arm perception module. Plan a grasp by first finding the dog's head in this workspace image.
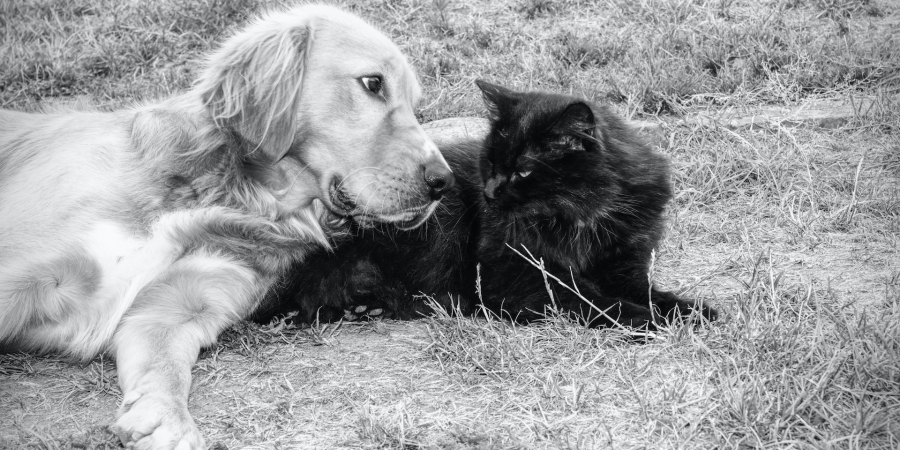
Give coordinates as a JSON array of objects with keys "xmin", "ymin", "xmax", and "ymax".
[{"xmin": 197, "ymin": 4, "xmax": 452, "ymax": 230}]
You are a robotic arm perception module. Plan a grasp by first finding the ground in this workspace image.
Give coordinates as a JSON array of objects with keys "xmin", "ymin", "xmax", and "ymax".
[{"xmin": 1, "ymin": 0, "xmax": 899, "ymax": 449}]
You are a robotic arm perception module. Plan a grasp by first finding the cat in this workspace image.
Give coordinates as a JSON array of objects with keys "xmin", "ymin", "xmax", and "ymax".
[{"xmin": 253, "ymin": 80, "xmax": 717, "ymax": 328}]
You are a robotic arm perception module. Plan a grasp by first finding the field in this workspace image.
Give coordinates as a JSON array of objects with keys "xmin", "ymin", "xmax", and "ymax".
[{"xmin": 1, "ymin": 0, "xmax": 899, "ymax": 448}]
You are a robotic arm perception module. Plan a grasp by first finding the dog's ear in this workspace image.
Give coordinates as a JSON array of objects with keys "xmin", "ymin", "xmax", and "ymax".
[
  {"xmin": 198, "ymin": 22, "xmax": 312, "ymax": 161},
  {"xmin": 475, "ymin": 79, "xmax": 514, "ymax": 121}
]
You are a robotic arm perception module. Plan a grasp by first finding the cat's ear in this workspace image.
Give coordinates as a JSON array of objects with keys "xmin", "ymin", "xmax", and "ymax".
[
  {"xmin": 552, "ymin": 102, "xmax": 597, "ymax": 138},
  {"xmin": 475, "ymin": 79, "xmax": 514, "ymax": 120},
  {"xmin": 545, "ymin": 102, "xmax": 598, "ymax": 154}
]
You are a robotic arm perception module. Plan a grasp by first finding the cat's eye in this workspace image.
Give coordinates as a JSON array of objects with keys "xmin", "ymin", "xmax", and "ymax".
[
  {"xmin": 360, "ymin": 76, "xmax": 383, "ymax": 95},
  {"xmin": 516, "ymin": 170, "xmax": 532, "ymax": 178}
]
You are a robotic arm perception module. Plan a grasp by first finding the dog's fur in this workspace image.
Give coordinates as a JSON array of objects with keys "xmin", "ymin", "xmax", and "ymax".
[{"xmin": 0, "ymin": 5, "xmax": 451, "ymax": 449}]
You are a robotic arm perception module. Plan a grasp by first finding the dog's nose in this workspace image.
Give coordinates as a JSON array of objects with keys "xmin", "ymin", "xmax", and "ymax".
[{"xmin": 423, "ymin": 162, "xmax": 454, "ymax": 200}]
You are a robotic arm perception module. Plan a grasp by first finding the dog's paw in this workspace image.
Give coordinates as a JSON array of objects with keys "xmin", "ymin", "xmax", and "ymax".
[{"xmin": 111, "ymin": 391, "xmax": 204, "ymax": 450}]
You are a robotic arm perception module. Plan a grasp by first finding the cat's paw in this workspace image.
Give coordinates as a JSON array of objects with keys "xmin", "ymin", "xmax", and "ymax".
[
  {"xmin": 304, "ymin": 305, "xmax": 345, "ymax": 324},
  {"xmin": 651, "ymin": 291, "xmax": 718, "ymax": 324},
  {"xmin": 582, "ymin": 301, "xmax": 655, "ymax": 329},
  {"xmin": 692, "ymin": 302, "xmax": 718, "ymax": 322},
  {"xmin": 343, "ymin": 303, "xmax": 388, "ymax": 321},
  {"xmin": 111, "ymin": 391, "xmax": 204, "ymax": 450}
]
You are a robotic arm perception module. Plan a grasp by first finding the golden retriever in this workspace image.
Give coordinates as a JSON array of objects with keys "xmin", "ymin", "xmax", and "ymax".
[{"xmin": 0, "ymin": 4, "xmax": 451, "ymax": 449}]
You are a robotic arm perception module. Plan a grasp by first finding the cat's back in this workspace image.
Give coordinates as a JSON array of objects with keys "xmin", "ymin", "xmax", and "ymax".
[{"xmin": 594, "ymin": 105, "xmax": 672, "ymax": 184}]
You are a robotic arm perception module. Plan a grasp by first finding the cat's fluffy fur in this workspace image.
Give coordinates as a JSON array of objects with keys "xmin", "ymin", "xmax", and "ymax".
[{"xmin": 255, "ymin": 81, "xmax": 716, "ymax": 328}]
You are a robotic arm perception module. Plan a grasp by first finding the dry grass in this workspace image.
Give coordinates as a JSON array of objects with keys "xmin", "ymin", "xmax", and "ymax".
[
  {"xmin": 1, "ymin": 0, "xmax": 899, "ymax": 449},
  {"xmin": 2, "ymin": 0, "xmax": 898, "ymax": 116}
]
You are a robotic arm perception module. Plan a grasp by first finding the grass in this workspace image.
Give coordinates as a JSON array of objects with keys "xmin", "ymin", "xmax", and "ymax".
[
  {"xmin": 1, "ymin": 0, "xmax": 899, "ymax": 449},
  {"xmin": 2, "ymin": 0, "xmax": 898, "ymax": 116}
]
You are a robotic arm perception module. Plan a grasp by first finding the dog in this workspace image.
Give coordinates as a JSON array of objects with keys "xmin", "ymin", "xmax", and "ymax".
[{"xmin": 0, "ymin": 4, "xmax": 452, "ymax": 449}]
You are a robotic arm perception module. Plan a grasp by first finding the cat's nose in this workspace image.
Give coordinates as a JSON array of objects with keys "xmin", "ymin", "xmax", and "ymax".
[
  {"xmin": 423, "ymin": 161, "xmax": 454, "ymax": 200},
  {"xmin": 483, "ymin": 176, "xmax": 503, "ymax": 201}
]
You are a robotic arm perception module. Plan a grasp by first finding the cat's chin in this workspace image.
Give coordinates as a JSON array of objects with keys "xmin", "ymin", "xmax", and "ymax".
[{"xmin": 486, "ymin": 201, "xmax": 538, "ymax": 220}]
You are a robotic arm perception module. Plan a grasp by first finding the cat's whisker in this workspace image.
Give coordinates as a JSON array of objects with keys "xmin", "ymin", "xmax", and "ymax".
[{"xmin": 522, "ymin": 155, "xmax": 564, "ymax": 176}]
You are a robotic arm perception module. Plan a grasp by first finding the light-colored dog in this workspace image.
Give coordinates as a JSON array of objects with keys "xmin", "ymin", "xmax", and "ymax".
[{"xmin": 0, "ymin": 4, "xmax": 451, "ymax": 449}]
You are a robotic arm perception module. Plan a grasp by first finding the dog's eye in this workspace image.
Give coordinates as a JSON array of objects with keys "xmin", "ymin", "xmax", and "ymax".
[
  {"xmin": 516, "ymin": 170, "xmax": 532, "ymax": 178},
  {"xmin": 360, "ymin": 76, "xmax": 383, "ymax": 95}
]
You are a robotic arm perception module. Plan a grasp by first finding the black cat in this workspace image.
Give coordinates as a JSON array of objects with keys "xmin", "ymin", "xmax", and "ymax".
[{"xmin": 253, "ymin": 81, "xmax": 716, "ymax": 328}]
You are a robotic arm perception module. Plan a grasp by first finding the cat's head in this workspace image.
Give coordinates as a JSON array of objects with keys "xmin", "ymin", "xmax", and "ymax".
[{"xmin": 475, "ymin": 80, "xmax": 614, "ymax": 219}]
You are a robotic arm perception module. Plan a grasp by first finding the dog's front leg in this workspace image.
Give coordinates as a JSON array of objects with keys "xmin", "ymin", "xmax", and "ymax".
[
  {"xmin": 110, "ymin": 256, "xmax": 259, "ymax": 450},
  {"xmin": 112, "ymin": 326, "xmax": 204, "ymax": 450}
]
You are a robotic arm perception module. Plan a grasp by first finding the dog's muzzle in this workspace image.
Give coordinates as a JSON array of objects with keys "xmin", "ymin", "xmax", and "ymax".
[
  {"xmin": 327, "ymin": 174, "xmax": 443, "ymax": 231},
  {"xmin": 352, "ymin": 200, "xmax": 440, "ymax": 231}
]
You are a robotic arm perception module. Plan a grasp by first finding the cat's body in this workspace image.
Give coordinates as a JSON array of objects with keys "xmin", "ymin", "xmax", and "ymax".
[
  {"xmin": 254, "ymin": 142, "xmax": 482, "ymax": 324},
  {"xmin": 254, "ymin": 81, "xmax": 716, "ymax": 327}
]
